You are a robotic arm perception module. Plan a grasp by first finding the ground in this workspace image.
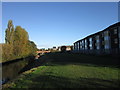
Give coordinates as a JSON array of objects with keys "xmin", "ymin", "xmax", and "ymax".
[{"xmin": 3, "ymin": 52, "xmax": 120, "ymax": 89}]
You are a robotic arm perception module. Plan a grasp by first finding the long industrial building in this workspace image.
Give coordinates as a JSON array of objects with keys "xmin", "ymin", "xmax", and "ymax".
[{"xmin": 73, "ymin": 22, "xmax": 120, "ymax": 55}]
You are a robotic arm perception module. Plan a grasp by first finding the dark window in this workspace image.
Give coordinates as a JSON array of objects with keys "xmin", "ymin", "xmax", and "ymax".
[
  {"xmin": 114, "ymin": 29, "xmax": 117, "ymax": 34},
  {"xmin": 114, "ymin": 38, "xmax": 118, "ymax": 44}
]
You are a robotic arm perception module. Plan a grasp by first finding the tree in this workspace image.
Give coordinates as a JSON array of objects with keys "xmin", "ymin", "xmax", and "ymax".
[
  {"xmin": 5, "ymin": 20, "xmax": 14, "ymax": 44},
  {"xmin": 3, "ymin": 20, "xmax": 37, "ymax": 62},
  {"xmin": 2, "ymin": 44, "xmax": 14, "ymax": 61},
  {"xmin": 3, "ymin": 20, "xmax": 14, "ymax": 61},
  {"xmin": 28, "ymin": 40, "xmax": 37, "ymax": 56},
  {"xmin": 13, "ymin": 26, "xmax": 29, "ymax": 57}
]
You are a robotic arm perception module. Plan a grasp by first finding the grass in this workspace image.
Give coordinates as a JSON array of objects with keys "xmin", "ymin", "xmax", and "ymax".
[{"xmin": 3, "ymin": 52, "xmax": 120, "ymax": 89}]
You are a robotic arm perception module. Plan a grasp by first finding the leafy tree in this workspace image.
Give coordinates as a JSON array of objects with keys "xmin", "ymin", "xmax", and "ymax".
[
  {"xmin": 5, "ymin": 20, "xmax": 14, "ymax": 44},
  {"xmin": 3, "ymin": 20, "xmax": 14, "ymax": 61},
  {"xmin": 2, "ymin": 44, "xmax": 14, "ymax": 61},
  {"xmin": 2, "ymin": 20, "xmax": 37, "ymax": 62},
  {"xmin": 13, "ymin": 26, "xmax": 29, "ymax": 57},
  {"xmin": 28, "ymin": 40, "xmax": 37, "ymax": 56}
]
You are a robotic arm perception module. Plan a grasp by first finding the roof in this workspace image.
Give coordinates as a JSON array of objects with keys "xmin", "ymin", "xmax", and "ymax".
[{"xmin": 74, "ymin": 22, "xmax": 120, "ymax": 43}]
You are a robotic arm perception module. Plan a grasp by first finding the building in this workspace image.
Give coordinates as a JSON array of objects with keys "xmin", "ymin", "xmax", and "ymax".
[
  {"xmin": 74, "ymin": 22, "xmax": 120, "ymax": 55},
  {"xmin": 58, "ymin": 45, "xmax": 73, "ymax": 51},
  {"xmin": 52, "ymin": 46, "xmax": 57, "ymax": 51}
]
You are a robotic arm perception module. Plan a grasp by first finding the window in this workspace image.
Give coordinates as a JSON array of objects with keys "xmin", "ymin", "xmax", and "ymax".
[
  {"xmin": 78, "ymin": 43, "xmax": 79, "ymax": 49},
  {"xmin": 80, "ymin": 46, "xmax": 82, "ymax": 49},
  {"xmin": 105, "ymin": 45, "xmax": 110, "ymax": 49},
  {"xmin": 96, "ymin": 39, "xmax": 100, "ymax": 43},
  {"xmin": 101, "ymin": 33, "xmax": 104, "ymax": 37},
  {"xmin": 89, "ymin": 38, "xmax": 92, "ymax": 41},
  {"xmin": 96, "ymin": 35, "xmax": 99, "ymax": 40},
  {"xmin": 89, "ymin": 38, "xmax": 92, "ymax": 45},
  {"xmin": 80, "ymin": 42, "xmax": 82, "ymax": 45},
  {"xmin": 114, "ymin": 38, "xmax": 118, "ymax": 44},
  {"xmin": 114, "ymin": 29, "xmax": 117, "ymax": 34},
  {"xmin": 96, "ymin": 46, "xmax": 100, "ymax": 50},
  {"xmin": 104, "ymin": 40, "xmax": 110, "ymax": 50},
  {"xmin": 85, "ymin": 45, "xmax": 87, "ymax": 49},
  {"xmin": 102, "ymin": 41, "xmax": 105, "ymax": 45},
  {"xmin": 104, "ymin": 36, "xmax": 109, "ymax": 41}
]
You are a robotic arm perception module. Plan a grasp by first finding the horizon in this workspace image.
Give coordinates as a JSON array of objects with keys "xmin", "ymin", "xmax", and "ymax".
[{"xmin": 2, "ymin": 2, "xmax": 118, "ymax": 49}]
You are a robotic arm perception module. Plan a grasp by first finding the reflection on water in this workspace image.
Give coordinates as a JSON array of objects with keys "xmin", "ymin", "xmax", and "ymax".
[{"xmin": 2, "ymin": 58, "xmax": 30, "ymax": 84}]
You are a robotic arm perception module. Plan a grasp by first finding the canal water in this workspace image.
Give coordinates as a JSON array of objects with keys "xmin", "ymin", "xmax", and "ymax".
[{"xmin": 2, "ymin": 58, "xmax": 32, "ymax": 84}]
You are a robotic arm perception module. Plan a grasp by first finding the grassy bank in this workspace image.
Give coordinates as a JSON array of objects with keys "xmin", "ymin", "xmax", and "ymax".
[{"xmin": 3, "ymin": 52, "xmax": 120, "ymax": 88}]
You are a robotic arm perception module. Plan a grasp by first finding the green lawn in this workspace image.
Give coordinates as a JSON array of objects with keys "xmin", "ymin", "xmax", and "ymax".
[{"xmin": 3, "ymin": 52, "xmax": 120, "ymax": 88}]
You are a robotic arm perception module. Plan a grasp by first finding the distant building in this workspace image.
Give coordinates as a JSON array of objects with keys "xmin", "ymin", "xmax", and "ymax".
[
  {"xmin": 52, "ymin": 46, "xmax": 57, "ymax": 51},
  {"xmin": 66, "ymin": 46, "xmax": 73, "ymax": 51},
  {"xmin": 58, "ymin": 45, "xmax": 73, "ymax": 51},
  {"xmin": 73, "ymin": 22, "xmax": 120, "ymax": 55},
  {"xmin": 61, "ymin": 46, "xmax": 66, "ymax": 52}
]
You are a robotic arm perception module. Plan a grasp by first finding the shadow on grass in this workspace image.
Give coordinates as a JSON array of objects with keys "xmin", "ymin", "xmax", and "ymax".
[
  {"xmin": 45, "ymin": 52, "xmax": 120, "ymax": 68},
  {"xmin": 19, "ymin": 52, "xmax": 119, "ymax": 74},
  {"xmin": 27, "ymin": 75, "xmax": 119, "ymax": 88}
]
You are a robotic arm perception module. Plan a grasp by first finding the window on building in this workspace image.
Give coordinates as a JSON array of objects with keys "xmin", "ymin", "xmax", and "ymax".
[
  {"xmin": 114, "ymin": 38, "xmax": 118, "ymax": 44},
  {"xmin": 102, "ymin": 33, "xmax": 104, "ymax": 37},
  {"xmin": 96, "ymin": 40, "xmax": 100, "ymax": 43},
  {"xmin": 96, "ymin": 46, "xmax": 100, "ymax": 50},
  {"xmin": 104, "ymin": 40, "xmax": 110, "ymax": 49},
  {"xmin": 114, "ymin": 29, "xmax": 117, "ymax": 34},
  {"xmin": 78, "ymin": 43, "xmax": 79, "ymax": 49},
  {"xmin": 96, "ymin": 35, "xmax": 99, "ymax": 40},
  {"xmin": 89, "ymin": 38, "xmax": 92, "ymax": 44},
  {"xmin": 102, "ymin": 41, "xmax": 105, "ymax": 45},
  {"xmin": 105, "ymin": 45, "xmax": 109, "ymax": 49},
  {"xmin": 104, "ymin": 31, "xmax": 109, "ymax": 36},
  {"xmin": 104, "ymin": 36, "xmax": 109, "ymax": 41}
]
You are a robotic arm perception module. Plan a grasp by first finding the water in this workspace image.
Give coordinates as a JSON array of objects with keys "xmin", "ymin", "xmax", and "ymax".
[{"xmin": 2, "ymin": 58, "xmax": 30, "ymax": 84}]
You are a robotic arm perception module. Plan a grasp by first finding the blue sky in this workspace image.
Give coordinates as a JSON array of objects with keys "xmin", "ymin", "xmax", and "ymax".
[{"xmin": 2, "ymin": 2, "xmax": 118, "ymax": 49}]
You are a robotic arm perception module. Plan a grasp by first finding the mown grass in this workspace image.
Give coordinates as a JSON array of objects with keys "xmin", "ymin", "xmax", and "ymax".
[{"xmin": 3, "ymin": 52, "xmax": 120, "ymax": 89}]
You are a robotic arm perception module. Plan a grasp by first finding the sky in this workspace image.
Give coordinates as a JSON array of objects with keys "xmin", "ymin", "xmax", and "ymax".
[{"xmin": 2, "ymin": 2, "xmax": 118, "ymax": 49}]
